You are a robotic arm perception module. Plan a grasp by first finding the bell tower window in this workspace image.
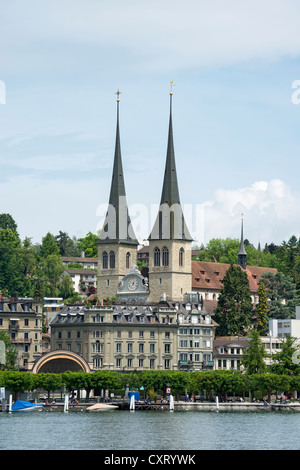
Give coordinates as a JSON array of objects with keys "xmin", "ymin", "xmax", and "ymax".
[
  {"xmin": 102, "ymin": 251, "xmax": 108, "ymax": 269},
  {"xmin": 179, "ymin": 247, "xmax": 184, "ymax": 266},
  {"xmin": 162, "ymin": 246, "xmax": 169, "ymax": 266},
  {"xmin": 126, "ymin": 252, "xmax": 131, "ymax": 269},
  {"xmin": 109, "ymin": 251, "xmax": 115, "ymax": 269},
  {"xmin": 154, "ymin": 247, "xmax": 161, "ymax": 266}
]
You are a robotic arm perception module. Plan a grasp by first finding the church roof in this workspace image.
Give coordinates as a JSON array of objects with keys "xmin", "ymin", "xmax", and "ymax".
[
  {"xmin": 98, "ymin": 92, "xmax": 138, "ymax": 246},
  {"xmin": 192, "ymin": 260, "xmax": 277, "ymax": 293},
  {"xmin": 238, "ymin": 217, "xmax": 247, "ymax": 256},
  {"xmin": 149, "ymin": 89, "xmax": 192, "ymax": 241}
]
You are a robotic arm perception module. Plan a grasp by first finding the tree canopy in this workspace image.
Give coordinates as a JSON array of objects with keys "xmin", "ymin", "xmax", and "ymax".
[{"xmin": 214, "ymin": 264, "xmax": 253, "ymax": 336}]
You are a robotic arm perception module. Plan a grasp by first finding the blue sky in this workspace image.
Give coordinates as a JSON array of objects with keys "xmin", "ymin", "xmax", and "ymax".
[{"xmin": 1, "ymin": 0, "xmax": 300, "ymax": 247}]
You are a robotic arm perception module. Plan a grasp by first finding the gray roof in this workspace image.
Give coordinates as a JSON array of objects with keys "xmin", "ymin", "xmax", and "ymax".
[
  {"xmin": 98, "ymin": 99, "xmax": 138, "ymax": 246},
  {"xmin": 149, "ymin": 94, "xmax": 192, "ymax": 241}
]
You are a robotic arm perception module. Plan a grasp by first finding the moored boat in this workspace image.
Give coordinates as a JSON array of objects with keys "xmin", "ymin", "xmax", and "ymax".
[{"xmin": 10, "ymin": 400, "xmax": 44, "ymax": 412}]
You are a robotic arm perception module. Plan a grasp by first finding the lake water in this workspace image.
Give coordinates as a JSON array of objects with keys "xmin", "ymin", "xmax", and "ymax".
[{"xmin": 0, "ymin": 409, "xmax": 299, "ymax": 451}]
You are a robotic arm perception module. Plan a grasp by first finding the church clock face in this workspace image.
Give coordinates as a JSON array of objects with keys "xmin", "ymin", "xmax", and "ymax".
[{"xmin": 128, "ymin": 277, "xmax": 138, "ymax": 291}]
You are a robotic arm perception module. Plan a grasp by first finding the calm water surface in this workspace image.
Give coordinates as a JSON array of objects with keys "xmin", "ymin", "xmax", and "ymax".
[{"xmin": 0, "ymin": 409, "xmax": 299, "ymax": 450}]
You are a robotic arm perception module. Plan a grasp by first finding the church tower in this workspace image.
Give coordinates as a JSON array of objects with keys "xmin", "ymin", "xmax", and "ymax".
[
  {"xmin": 97, "ymin": 90, "xmax": 138, "ymax": 299},
  {"xmin": 237, "ymin": 215, "xmax": 247, "ymax": 270},
  {"xmin": 148, "ymin": 83, "xmax": 193, "ymax": 302}
]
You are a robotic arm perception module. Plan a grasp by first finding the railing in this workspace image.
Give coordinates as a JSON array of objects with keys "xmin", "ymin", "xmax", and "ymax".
[{"xmin": 11, "ymin": 338, "xmax": 32, "ymax": 343}]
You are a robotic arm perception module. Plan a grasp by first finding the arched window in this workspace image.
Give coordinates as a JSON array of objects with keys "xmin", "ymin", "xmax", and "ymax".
[
  {"xmin": 154, "ymin": 247, "xmax": 160, "ymax": 266},
  {"xmin": 102, "ymin": 251, "xmax": 108, "ymax": 269},
  {"xmin": 179, "ymin": 247, "xmax": 184, "ymax": 266},
  {"xmin": 109, "ymin": 250, "xmax": 115, "ymax": 269},
  {"xmin": 126, "ymin": 252, "xmax": 131, "ymax": 269},
  {"xmin": 162, "ymin": 246, "xmax": 169, "ymax": 266}
]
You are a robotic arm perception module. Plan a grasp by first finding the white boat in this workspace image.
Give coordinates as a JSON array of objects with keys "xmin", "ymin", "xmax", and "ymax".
[{"xmin": 86, "ymin": 403, "xmax": 118, "ymax": 411}]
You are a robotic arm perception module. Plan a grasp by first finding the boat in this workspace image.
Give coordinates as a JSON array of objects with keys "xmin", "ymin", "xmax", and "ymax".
[
  {"xmin": 10, "ymin": 400, "xmax": 44, "ymax": 412},
  {"xmin": 86, "ymin": 403, "xmax": 118, "ymax": 411}
]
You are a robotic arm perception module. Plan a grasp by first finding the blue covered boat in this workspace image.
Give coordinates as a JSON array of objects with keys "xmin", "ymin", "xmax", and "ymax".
[{"xmin": 11, "ymin": 400, "xmax": 44, "ymax": 412}]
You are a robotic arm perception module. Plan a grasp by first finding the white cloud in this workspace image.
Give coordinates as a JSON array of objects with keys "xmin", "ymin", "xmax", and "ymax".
[{"xmin": 197, "ymin": 179, "xmax": 300, "ymax": 245}]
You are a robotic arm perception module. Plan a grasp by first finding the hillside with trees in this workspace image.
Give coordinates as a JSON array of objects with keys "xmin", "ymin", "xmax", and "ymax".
[{"xmin": 0, "ymin": 213, "xmax": 99, "ymax": 301}]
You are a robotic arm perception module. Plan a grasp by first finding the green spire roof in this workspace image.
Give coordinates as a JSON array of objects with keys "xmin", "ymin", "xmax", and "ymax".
[{"xmin": 98, "ymin": 92, "xmax": 138, "ymax": 245}]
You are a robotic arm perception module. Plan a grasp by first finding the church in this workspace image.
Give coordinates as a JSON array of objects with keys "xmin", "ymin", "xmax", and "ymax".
[
  {"xmin": 96, "ymin": 86, "xmax": 272, "ymax": 306},
  {"xmin": 50, "ymin": 86, "xmax": 275, "ymax": 373},
  {"xmin": 97, "ymin": 86, "xmax": 193, "ymax": 305}
]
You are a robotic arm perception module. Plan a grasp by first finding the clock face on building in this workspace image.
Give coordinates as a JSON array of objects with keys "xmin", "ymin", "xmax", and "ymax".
[{"xmin": 128, "ymin": 277, "xmax": 138, "ymax": 291}]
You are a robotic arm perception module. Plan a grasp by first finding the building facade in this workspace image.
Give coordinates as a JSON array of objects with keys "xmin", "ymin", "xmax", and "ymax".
[
  {"xmin": 0, "ymin": 294, "xmax": 43, "ymax": 370},
  {"xmin": 50, "ymin": 300, "xmax": 216, "ymax": 372}
]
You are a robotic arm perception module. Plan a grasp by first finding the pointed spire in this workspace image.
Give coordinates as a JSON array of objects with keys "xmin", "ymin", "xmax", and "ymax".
[
  {"xmin": 159, "ymin": 84, "xmax": 181, "ymax": 207},
  {"xmin": 238, "ymin": 214, "xmax": 247, "ymax": 269},
  {"xmin": 149, "ymin": 83, "xmax": 192, "ymax": 241},
  {"xmin": 98, "ymin": 90, "xmax": 138, "ymax": 245}
]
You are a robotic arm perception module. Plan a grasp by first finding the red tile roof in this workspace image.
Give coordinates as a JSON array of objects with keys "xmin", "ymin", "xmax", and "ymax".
[{"xmin": 192, "ymin": 260, "xmax": 277, "ymax": 293}]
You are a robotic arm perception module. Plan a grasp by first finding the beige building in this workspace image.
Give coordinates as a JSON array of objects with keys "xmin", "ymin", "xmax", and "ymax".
[
  {"xmin": 51, "ymin": 303, "xmax": 179, "ymax": 371},
  {"xmin": 0, "ymin": 294, "xmax": 43, "ymax": 370}
]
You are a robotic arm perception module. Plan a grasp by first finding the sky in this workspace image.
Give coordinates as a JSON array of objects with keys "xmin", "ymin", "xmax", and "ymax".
[{"xmin": 1, "ymin": 0, "xmax": 300, "ymax": 248}]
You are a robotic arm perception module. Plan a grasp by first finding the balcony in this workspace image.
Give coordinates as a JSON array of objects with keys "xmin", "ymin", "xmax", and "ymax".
[
  {"xmin": 9, "ymin": 324, "xmax": 19, "ymax": 331},
  {"xmin": 11, "ymin": 337, "xmax": 32, "ymax": 344}
]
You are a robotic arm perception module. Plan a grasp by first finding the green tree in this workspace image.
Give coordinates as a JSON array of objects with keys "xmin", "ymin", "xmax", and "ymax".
[
  {"xmin": 0, "ymin": 229, "xmax": 21, "ymax": 295},
  {"xmin": 214, "ymin": 264, "xmax": 253, "ymax": 336},
  {"xmin": 55, "ymin": 231, "xmax": 81, "ymax": 257},
  {"xmin": 256, "ymin": 282, "xmax": 269, "ymax": 335},
  {"xmin": 260, "ymin": 271, "xmax": 300, "ymax": 319},
  {"xmin": 241, "ymin": 330, "xmax": 266, "ymax": 374},
  {"xmin": 39, "ymin": 232, "xmax": 60, "ymax": 258},
  {"xmin": 40, "ymin": 254, "xmax": 65, "ymax": 296},
  {"xmin": 1, "ymin": 370, "xmax": 33, "ymax": 400},
  {"xmin": 270, "ymin": 335, "xmax": 300, "ymax": 376},
  {"xmin": 33, "ymin": 373, "xmax": 62, "ymax": 401},
  {"xmin": 77, "ymin": 232, "xmax": 98, "ymax": 258},
  {"xmin": 0, "ymin": 331, "xmax": 17, "ymax": 370},
  {"xmin": 60, "ymin": 274, "xmax": 75, "ymax": 299},
  {"xmin": 0, "ymin": 213, "xmax": 19, "ymax": 236},
  {"xmin": 193, "ymin": 237, "xmax": 281, "ymax": 269}
]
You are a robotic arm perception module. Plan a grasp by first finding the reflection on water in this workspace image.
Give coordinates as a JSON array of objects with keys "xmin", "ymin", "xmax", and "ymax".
[{"xmin": 0, "ymin": 410, "xmax": 299, "ymax": 450}]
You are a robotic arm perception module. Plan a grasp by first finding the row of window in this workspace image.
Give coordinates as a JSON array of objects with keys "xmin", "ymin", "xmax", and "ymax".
[
  {"xmin": 115, "ymin": 342, "xmax": 171, "ymax": 354},
  {"xmin": 217, "ymin": 359, "xmax": 241, "ymax": 370},
  {"xmin": 93, "ymin": 357, "xmax": 172, "ymax": 369},
  {"xmin": 179, "ymin": 339, "xmax": 211, "ymax": 348},
  {"xmin": 60, "ymin": 330, "xmax": 171, "ymax": 340},
  {"xmin": 100, "ymin": 247, "xmax": 185, "ymax": 270},
  {"xmin": 0, "ymin": 319, "xmax": 40, "ymax": 327},
  {"xmin": 154, "ymin": 247, "xmax": 184, "ymax": 267},
  {"xmin": 179, "ymin": 328, "xmax": 212, "ymax": 335},
  {"xmin": 179, "ymin": 353, "xmax": 212, "ymax": 362},
  {"xmin": 102, "ymin": 251, "xmax": 132, "ymax": 269}
]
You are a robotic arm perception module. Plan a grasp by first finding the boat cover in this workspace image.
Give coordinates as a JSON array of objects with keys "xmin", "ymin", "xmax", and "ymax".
[{"xmin": 11, "ymin": 400, "xmax": 44, "ymax": 411}]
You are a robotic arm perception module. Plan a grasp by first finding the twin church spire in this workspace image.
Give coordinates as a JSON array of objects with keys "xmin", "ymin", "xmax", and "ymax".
[{"xmin": 99, "ymin": 84, "xmax": 191, "ymax": 246}]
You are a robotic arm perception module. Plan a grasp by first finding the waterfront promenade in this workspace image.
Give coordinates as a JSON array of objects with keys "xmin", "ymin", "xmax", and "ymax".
[{"xmin": 38, "ymin": 400, "xmax": 300, "ymax": 412}]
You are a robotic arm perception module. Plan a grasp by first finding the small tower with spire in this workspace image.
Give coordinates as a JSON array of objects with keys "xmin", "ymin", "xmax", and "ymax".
[
  {"xmin": 148, "ymin": 82, "xmax": 193, "ymax": 302},
  {"xmin": 238, "ymin": 214, "xmax": 247, "ymax": 270},
  {"xmin": 97, "ymin": 90, "xmax": 138, "ymax": 299}
]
